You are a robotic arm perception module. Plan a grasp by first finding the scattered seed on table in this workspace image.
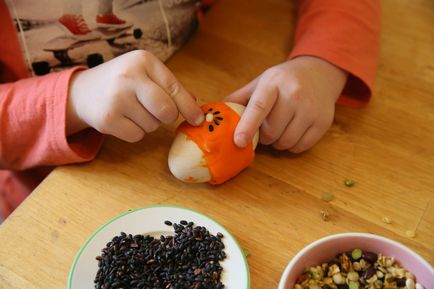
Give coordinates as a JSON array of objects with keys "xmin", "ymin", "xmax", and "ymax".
[
  {"xmin": 320, "ymin": 210, "xmax": 330, "ymax": 221},
  {"xmin": 164, "ymin": 220, "xmax": 172, "ymax": 226},
  {"xmin": 322, "ymin": 192, "xmax": 333, "ymax": 202},
  {"xmin": 382, "ymin": 216, "xmax": 392, "ymax": 224},
  {"xmin": 406, "ymin": 230, "xmax": 416, "ymax": 238},
  {"xmin": 180, "ymin": 220, "xmax": 188, "ymax": 225},
  {"xmin": 344, "ymin": 179, "xmax": 355, "ymax": 187}
]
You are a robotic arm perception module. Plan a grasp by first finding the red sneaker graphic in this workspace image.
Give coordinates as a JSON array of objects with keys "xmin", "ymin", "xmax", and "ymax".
[
  {"xmin": 58, "ymin": 14, "xmax": 100, "ymax": 41},
  {"xmin": 96, "ymin": 14, "xmax": 131, "ymax": 29}
]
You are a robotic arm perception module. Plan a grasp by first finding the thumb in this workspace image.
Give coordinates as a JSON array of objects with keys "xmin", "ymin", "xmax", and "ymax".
[{"xmin": 224, "ymin": 77, "xmax": 259, "ymax": 105}]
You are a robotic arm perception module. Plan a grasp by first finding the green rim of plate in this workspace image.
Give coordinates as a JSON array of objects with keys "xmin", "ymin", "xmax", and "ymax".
[{"xmin": 67, "ymin": 205, "xmax": 250, "ymax": 289}]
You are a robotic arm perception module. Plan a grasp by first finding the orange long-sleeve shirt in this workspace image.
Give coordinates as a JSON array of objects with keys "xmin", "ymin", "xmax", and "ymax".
[
  {"xmin": 0, "ymin": 0, "xmax": 380, "ymax": 219},
  {"xmin": 290, "ymin": 0, "xmax": 381, "ymax": 107}
]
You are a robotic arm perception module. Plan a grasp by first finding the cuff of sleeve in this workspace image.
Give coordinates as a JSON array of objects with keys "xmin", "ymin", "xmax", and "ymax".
[
  {"xmin": 50, "ymin": 67, "xmax": 103, "ymax": 164},
  {"xmin": 289, "ymin": 50, "xmax": 372, "ymax": 108}
]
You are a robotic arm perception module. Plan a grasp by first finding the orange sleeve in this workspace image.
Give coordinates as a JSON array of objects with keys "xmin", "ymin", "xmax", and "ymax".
[
  {"xmin": 0, "ymin": 68, "xmax": 103, "ymax": 171},
  {"xmin": 290, "ymin": 0, "xmax": 381, "ymax": 107},
  {"xmin": 0, "ymin": 0, "xmax": 103, "ymax": 171}
]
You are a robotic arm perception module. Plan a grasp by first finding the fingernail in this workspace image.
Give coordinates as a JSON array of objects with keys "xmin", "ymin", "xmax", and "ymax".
[
  {"xmin": 235, "ymin": 133, "xmax": 249, "ymax": 148},
  {"xmin": 194, "ymin": 114, "xmax": 204, "ymax": 126}
]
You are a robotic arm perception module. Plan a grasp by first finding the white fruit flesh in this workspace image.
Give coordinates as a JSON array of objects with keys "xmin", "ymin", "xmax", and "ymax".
[{"xmin": 168, "ymin": 132, "xmax": 211, "ymax": 183}]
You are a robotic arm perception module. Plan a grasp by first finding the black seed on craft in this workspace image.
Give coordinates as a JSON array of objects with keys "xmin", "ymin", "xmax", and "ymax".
[
  {"xmin": 164, "ymin": 220, "xmax": 172, "ymax": 226},
  {"xmin": 213, "ymin": 111, "xmax": 220, "ymax": 115},
  {"xmin": 208, "ymin": 108, "xmax": 213, "ymax": 112},
  {"xmin": 216, "ymin": 116, "xmax": 223, "ymax": 120},
  {"xmin": 208, "ymin": 125, "xmax": 214, "ymax": 132}
]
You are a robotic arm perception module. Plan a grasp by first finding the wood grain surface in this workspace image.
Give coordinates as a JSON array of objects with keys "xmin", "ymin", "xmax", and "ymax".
[{"xmin": 0, "ymin": 0, "xmax": 433, "ymax": 288}]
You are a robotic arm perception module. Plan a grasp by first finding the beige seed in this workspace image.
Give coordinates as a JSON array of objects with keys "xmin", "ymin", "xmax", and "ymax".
[
  {"xmin": 406, "ymin": 230, "xmax": 416, "ymax": 238},
  {"xmin": 385, "ymin": 257, "xmax": 395, "ymax": 267},
  {"xmin": 376, "ymin": 270, "xmax": 384, "ymax": 278},
  {"xmin": 353, "ymin": 262, "xmax": 361, "ymax": 271},
  {"xmin": 367, "ymin": 274, "xmax": 378, "ymax": 284},
  {"xmin": 415, "ymin": 283, "xmax": 425, "ymax": 289},
  {"xmin": 309, "ymin": 285, "xmax": 321, "ymax": 289},
  {"xmin": 295, "ymin": 285, "xmax": 303, "ymax": 289},
  {"xmin": 347, "ymin": 271, "xmax": 359, "ymax": 281},
  {"xmin": 328, "ymin": 264, "xmax": 340, "ymax": 276},
  {"xmin": 333, "ymin": 273, "xmax": 345, "ymax": 285},
  {"xmin": 406, "ymin": 278, "xmax": 415, "ymax": 289},
  {"xmin": 320, "ymin": 210, "xmax": 330, "ymax": 221},
  {"xmin": 382, "ymin": 216, "xmax": 392, "ymax": 224},
  {"xmin": 323, "ymin": 277, "xmax": 333, "ymax": 284}
]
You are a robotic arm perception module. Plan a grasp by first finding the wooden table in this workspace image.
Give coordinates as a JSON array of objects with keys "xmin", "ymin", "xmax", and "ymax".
[{"xmin": 0, "ymin": 0, "xmax": 433, "ymax": 288}]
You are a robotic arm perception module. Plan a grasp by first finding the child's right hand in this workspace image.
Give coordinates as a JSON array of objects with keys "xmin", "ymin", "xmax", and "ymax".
[{"xmin": 67, "ymin": 50, "xmax": 204, "ymax": 142}]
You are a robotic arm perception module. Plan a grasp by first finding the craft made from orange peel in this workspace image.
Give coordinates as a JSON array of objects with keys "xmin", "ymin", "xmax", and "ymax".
[{"xmin": 168, "ymin": 102, "xmax": 259, "ymax": 185}]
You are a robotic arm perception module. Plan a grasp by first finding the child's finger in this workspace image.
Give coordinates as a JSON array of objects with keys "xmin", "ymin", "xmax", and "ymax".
[
  {"xmin": 233, "ymin": 81, "xmax": 277, "ymax": 148},
  {"xmin": 224, "ymin": 77, "xmax": 259, "ymax": 104},
  {"xmin": 124, "ymin": 102, "xmax": 161, "ymax": 133},
  {"xmin": 169, "ymin": 82, "xmax": 204, "ymax": 126},
  {"xmin": 145, "ymin": 57, "xmax": 203, "ymax": 126},
  {"xmin": 259, "ymin": 93, "xmax": 296, "ymax": 145},
  {"xmin": 135, "ymin": 79, "xmax": 179, "ymax": 124},
  {"xmin": 289, "ymin": 125, "xmax": 323, "ymax": 153},
  {"xmin": 109, "ymin": 117, "xmax": 145, "ymax": 143},
  {"xmin": 272, "ymin": 113, "xmax": 312, "ymax": 150}
]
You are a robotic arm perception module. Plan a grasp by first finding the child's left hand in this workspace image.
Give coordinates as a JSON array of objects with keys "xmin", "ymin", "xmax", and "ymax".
[{"xmin": 225, "ymin": 56, "xmax": 348, "ymax": 153}]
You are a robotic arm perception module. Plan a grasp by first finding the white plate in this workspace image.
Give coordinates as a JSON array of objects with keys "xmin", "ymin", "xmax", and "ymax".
[{"xmin": 68, "ymin": 205, "xmax": 250, "ymax": 288}]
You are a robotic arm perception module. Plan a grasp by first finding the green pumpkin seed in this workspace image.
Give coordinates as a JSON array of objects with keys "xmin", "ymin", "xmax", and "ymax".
[
  {"xmin": 351, "ymin": 248, "xmax": 363, "ymax": 260},
  {"xmin": 344, "ymin": 179, "xmax": 355, "ymax": 187}
]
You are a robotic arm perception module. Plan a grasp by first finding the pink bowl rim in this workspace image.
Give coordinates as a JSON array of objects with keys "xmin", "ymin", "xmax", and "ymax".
[{"xmin": 278, "ymin": 232, "xmax": 434, "ymax": 289}]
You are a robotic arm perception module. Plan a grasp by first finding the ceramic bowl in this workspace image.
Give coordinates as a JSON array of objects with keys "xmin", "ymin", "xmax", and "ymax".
[{"xmin": 278, "ymin": 233, "xmax": 434, "ymax": 289}]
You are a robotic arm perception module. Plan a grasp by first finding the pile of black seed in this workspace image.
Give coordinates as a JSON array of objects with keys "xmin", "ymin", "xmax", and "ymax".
[{"xmin": 94, "ymin": 220, "xmax": 226, "ymax": 289}]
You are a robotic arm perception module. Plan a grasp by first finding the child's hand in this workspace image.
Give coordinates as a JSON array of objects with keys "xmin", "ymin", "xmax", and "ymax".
[
  {"xmin": 67, "ymin": 50, "xmax": 204, "ymax": 142},
  {"xmin": 225, "ymin": 56, "xmax": 348, "ymax": 153}
]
